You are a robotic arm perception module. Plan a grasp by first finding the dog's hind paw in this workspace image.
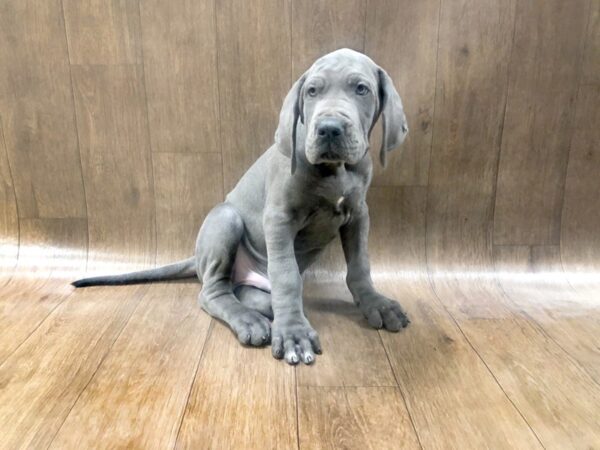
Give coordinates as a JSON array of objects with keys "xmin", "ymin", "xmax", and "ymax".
[{"xmin": 231, "ymin": 310, "xmax": 272, "ymax": 347}]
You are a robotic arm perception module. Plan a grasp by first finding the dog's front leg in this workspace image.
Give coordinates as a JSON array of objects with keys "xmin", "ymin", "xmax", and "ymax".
[
  {"xmin": 340, "ymin": 207, "xmax": 410, "ymax": 331},
  {"xmin": 264, "ymin": 212, "xmax": 321, "ymax": 365}
]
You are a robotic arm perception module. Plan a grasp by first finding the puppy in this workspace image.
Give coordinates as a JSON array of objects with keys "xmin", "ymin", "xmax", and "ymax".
[{"xmin": 73, "ymin": 49, "xmax": 410, "ymax": 365}]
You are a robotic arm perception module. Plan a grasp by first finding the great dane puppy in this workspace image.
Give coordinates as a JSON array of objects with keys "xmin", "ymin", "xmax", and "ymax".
[{"xmin": 73, "ymin": 48, "xmax": 410, "ymax": 365}]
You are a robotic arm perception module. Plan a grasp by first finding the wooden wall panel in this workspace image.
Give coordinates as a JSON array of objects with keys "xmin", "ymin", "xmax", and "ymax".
[
  {"xmin": 493, "ymin": 0, "xmax": 589, "ymax": 245},
  {"xmin": 579, "ymin": 1, "xmax": 599, "ymax": 86},
  {"xmin": 154, "ymin": 152, "xmax": 223, "ymax": 264},
  {"xmin": 426, "ymin": 0, "xmax": 515, "ymax": 277},
  {"xmin": 0, "ymin": 117, "xmax": 18, "ymax": 274},
  {"xmin": 62, "ymin": 0, "xmax": 142, "ymax": 65},
  {"xmin": 140, "ymin": 0, "xmax": 220, "ymax": 153},
  {"xmin": 216, "ymin": 0, "xmax": 292, "ymax": 192},
  {"xmin": 72, "ymin": 64, "xmax": 155, "ymax": 269},
  {"xmin": 367, "ymin": 0, "xmax": 440, "ymax": 187},
  {"xmin": 561, "ymin": 1, "xmax": 600, "ymax": 277},
  {"xmin": 0, "ymin": 0, "xmax": 86, "ymax": 219},
  {"xmin": 560, "ymin": 86, "xmax": 600, "ymax": 276},
  {"xmin": 291, "ymin": 0, "xmax": 366, "ymax": 77}
]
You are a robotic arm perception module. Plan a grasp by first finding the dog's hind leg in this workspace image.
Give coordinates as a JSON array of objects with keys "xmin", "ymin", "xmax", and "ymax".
[
  {"xmin": 195, "ymin": 203, "xmax": 271, "ymax": 346},
  {"xmin": 234, "ymin": 285, "xmax": 273, "ymax": 320}
]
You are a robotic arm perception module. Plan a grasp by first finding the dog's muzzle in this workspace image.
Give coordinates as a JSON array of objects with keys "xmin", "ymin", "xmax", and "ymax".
[{"xmin": 314, "ymin": 117, "xmax": 348, "ymax": 162}]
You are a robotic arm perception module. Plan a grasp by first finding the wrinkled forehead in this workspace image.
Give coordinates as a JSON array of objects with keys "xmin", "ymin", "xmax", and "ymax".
[{"xmin": 307, "ymin": 51, "xmax": 378, "ymax": 86}]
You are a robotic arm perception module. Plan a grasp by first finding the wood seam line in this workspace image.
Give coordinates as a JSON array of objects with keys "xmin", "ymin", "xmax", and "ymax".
[
  {"xmin": 423, "ymin": 256, "xmax": 547, "ymax": 448},
  {"xmin": 362, "ymin": 0, "xmax": 368, "ymax": 54},
  {"xmin": 0, "ymin": 288, "xmax": 76, "ymax": 369},
  {"xmin": 557, "ymin": 0, "xmax": 595, "ymax": 297},
  {"xmin": 60, "ymin": 0, "xmax": 91, "ymax": 274},
  {"xmin": 173, "ymin": 318, "xmax": 215, "ymax": 448},
  {"xmin": 214, "ymin": 0, "xmax": 226, "ymax": 202},
  {"xmin": 519, "ymin": 308, "xmax": 600, "ymax": 388},
  {"xmin": 490, "ymin": 0, "xmax": 519, "ymax": 248},
  {"xmin": 46, "ymin": 285, "xmax": 149, "ymax": 448},
  {"xmin": 137, "ymin": 0, "xmax": 159, "ymax": 269},
  {"xmin": 151, "ymin": 150, "xmax": 222, "ymax": 155},
  {"xmin": 377, "ymin": 329, "xmax": 425, "ymax": 449},
  {"xmin": 294, "ymin": 365, "xmax": 300, "ymax": 450},
  {"xmin": 0, "ymin": 115, "xmax": 20, "ymax": 287},
  {"xmin": 432, "ymin": 290, "xmax": 546, "ymax": 449},
  {"xmin": 290, "ymin": 5, "xmax": 300, "ymax": 448},
  {"xmin": 492, "ymin": 245, "xmax": 600, "ymax": 387}
]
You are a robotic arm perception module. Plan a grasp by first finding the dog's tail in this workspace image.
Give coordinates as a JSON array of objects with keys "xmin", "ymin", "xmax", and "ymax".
[{"xmin": 71, "ymin": 257, "xmax": 197, "ymax": 288}]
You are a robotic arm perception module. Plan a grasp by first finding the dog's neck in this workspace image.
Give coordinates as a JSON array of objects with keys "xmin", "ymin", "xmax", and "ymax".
[{"xmin": 313, "ymin": 161, "xmax": 346, "ymax": 178}]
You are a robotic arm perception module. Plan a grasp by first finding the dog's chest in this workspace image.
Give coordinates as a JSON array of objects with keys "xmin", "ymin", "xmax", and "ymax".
[{"xmin": 295, "ymin": 171, "xmax": 362, "ymax": 250}]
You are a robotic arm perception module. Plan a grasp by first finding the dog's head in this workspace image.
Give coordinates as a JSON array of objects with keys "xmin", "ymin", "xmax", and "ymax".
[{"xmin": 275, "ymin": 48, "xmax": 408, "ymax": 173}]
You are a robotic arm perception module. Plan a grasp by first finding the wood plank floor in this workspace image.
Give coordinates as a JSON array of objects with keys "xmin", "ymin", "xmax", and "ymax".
[{"xmin": 1, "ymin": 273, "xmax": 598, "ymax": 449}]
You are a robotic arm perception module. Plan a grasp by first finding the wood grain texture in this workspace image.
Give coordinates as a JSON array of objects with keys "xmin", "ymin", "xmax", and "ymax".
[
  {"xmin": 140, "ymin": 0, "xmax": 221, "ymax": 153},
  {"xmin": 0, "ymin": 284, "xmax": 146, "ymax": 449},
  {"xmin": 367, "ymin": 187, "xmax": 541, "ymax": 448},
  {"xmin": 0, "ymin": 0, "xmax": 86, "ymax": 219},
  {"xmin": 426, "ymin": 0, "xmax": 515, "ymax": 278},
  {"xmin": 493, "ymin": 0, "xmax": 589, "ymax": 245},
  {"xmin": 50, "ymin": 283, "xmax": 210, "ymax": 449},
  {"xmin": 72, "ymin": 64, "xmax": 156, "ymax": 270},
  {"xmin": 62, "ymin": 0, "xmax": 142, "ymax": 64},
  {"xmin": 298, "ymin": 386, "xmax": 420, "ymax": 450},
  {"xmin": 379, "ymin": 281, "xmax": 542, "ymax": 449},
  {"xmin": 0, "ymin": 219, "xmax": 86, "ymax": 363},
  {"xmin": 560, "ymin": 1, "xmax": 600, "ymax": 281},
  {"xmin": 0, "ymin": 1, "xmax": 599, "ymax": 448},
  {"xmin": 154, "ymin": 152, "xmax": 223, "ymax": 264},
  {"xmin": 216, "ymin": 0, "xmax": 292, "ymax": 192},
  {"xmin": 494, "ymin": 245, "xmax": 600, "ymax": 382},
  {"xmin": 0, "ymin": 117, "xmax": 18, "ymax": 274},
  {"xmin": 298, "ymin": 283, "xmax": 396, "ymax": 387},
  {"xmin": 367, "ymin": 0, "xmax": 440, "ymax": 186},
  {"xmin": 291, "ymin": 0, "xmax": 366, "ymax": 78},
  {"xmin": 454, "ymin": 315, "xmax": 600, "ymax": 447},
  {"xmin": 579, "ymin": 0, "xmax": 599, "ymax": 86},
  {"xmin": 175, "ymin": 321, "xmax": 297, "ymax": 449}
]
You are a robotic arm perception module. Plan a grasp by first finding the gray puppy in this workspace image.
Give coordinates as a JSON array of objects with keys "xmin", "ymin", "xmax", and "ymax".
[{"xmin": 73, "ymin": 48, "xmax": 410, "ymax": 365}]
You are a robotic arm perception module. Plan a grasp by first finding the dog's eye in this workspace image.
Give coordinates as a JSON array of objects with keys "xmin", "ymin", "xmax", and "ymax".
[
  {"xmin": 307, "ymin": 86, "xmax": 318, "ymax": 97},
  {"xmin": 355, "ymin": 83, "xmax": 369, "ymax": 96}
]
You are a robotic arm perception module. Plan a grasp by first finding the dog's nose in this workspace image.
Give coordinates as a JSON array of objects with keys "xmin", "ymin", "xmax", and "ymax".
[{"xmin": 316, "ymin": 118, "xmax": 343, "ymax": 140}]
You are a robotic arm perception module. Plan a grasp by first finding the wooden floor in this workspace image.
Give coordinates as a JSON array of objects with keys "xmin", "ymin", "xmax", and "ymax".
[{"xmin": 1, "ymin": 259, "xmax": 599, "ymax": 449}]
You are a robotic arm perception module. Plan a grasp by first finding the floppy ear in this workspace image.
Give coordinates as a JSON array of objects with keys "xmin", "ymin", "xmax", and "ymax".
[
  {"xmin": 376, "ymin": 68, "xmax": 409, "ymax": 168},
  {"xmin": 274, "ymin": 73, "xmax": 307, "ymax": 175}
]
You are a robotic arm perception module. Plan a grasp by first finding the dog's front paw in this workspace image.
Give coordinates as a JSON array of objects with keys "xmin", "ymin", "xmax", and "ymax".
[
  {"xmin": 271, "ymin": 316, "xmax": 321, "ymax": 365},
  {"xmin": 359, "ymin": 295, "xmax": 410, "ymax": 332}
]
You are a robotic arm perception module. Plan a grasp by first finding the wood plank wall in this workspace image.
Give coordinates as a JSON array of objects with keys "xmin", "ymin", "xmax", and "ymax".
[{"xmin": 0, "ymin": 0, "xmax": 598, "ymax": 284}]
